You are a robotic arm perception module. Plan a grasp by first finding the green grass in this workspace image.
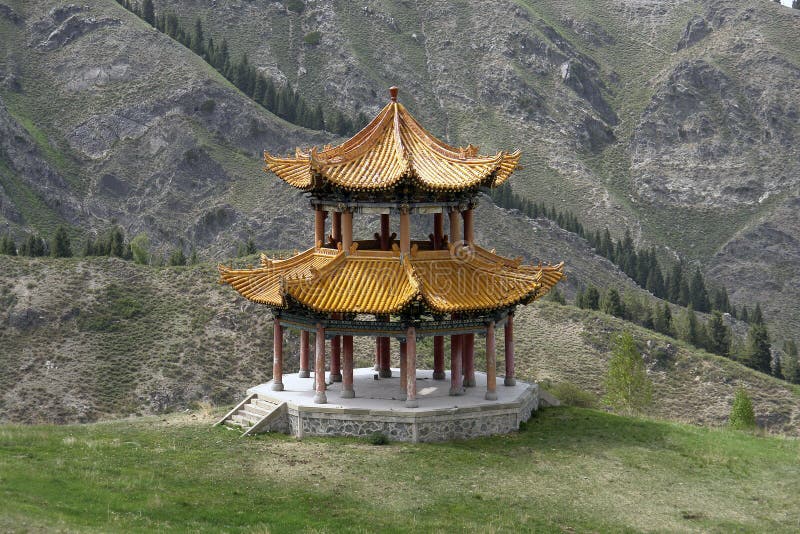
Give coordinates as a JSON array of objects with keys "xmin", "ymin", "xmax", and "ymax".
[{"xmin": 1, "ymin": 407, "xmax": 798, "ymax": 532}]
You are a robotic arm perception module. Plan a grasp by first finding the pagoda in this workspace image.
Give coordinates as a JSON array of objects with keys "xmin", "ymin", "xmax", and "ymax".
[{"xmin": 219, "ymin": 87, "xmax": 564, "ymax": 410}]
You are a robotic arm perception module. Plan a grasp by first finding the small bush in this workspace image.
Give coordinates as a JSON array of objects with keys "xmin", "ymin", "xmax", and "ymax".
[
  {"xmin": 729, "ymin": 388, "xmax": 756, "ymax": 430},
  {"xmin": 366, "ymin": 432, "xmax": 389, "ymax": 445},
  {"xmin": 548, "ymin": 382, "xmax": 597, "ymax": 408},
  {"xmin": 303, "ymin": 31, "xmax": 321, "ymax": 46}
]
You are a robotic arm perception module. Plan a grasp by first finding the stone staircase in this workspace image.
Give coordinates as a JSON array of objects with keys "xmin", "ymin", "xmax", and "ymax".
[{"xmin": 215, "ymin": 394, "xmax": 287, "ymax": 437}]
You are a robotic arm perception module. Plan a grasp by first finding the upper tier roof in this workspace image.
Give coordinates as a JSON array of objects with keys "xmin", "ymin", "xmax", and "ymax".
[
  {"xmin": 218, "ymin": 243, "xmax": 564, "ymax": 315},
  {"xmin": 264, "ymin": 87, "xmax": 521, "ymax": 192}
]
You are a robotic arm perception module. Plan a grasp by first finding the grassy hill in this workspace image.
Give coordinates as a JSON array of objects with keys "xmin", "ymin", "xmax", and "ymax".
[
  {"xmin": 2, "ymin": 254, "xmax": 797, "ymax": 435},
  {"xmin": 1, "ymin": 407, "xmax": 799, "ymax": 532}
]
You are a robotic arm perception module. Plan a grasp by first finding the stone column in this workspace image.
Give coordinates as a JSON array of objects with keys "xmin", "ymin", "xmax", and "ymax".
[
  {"xmin": 299, "ymin": 330, "xmax": 310, "ymax": 378},
  {"xmin": 374, "ymin": 337, "xmax": 381, "ymax": 371},
  {"xmin": 342, "ymin": 335, "xmax": 354, "ymax": 398},
  {"xmin": 433, "ymin": 212, "xmax": 444, "ymax": 249},
  {"xmin": 314, "ymin": 209, "xmax": 327, "ymax": 248},
  {"xmin": 330, "ymin": 335, "xmax": 342, "ymax": 383},
  {"xmin": 449, "ymin": 209, "xmax": 461, "ymax": 244},
  {"xmin": 342, "ymin": 210, "xmax": 353, "ymax": 252},
  {"xmin": 399, "ymin": 208, "xmax": 410, "ymax": 254},
  {"xmin": 449, "ymin": 333, "xmax": 463, "ymax": 396},
  {"xmin": 379, "ymin": 336, "xmax": 391, "ymax": 378},
  {"xmin": 463, "ymin": 333, "xmax": 476, "ymax": 387},
  {"xmin": 331, "ymin": 211, "xmax": 342, "ymax": 244},
  {"xmin": 485, "ymin": 321, "xmax": 497, "ymax": 400},
  {"xmin": 399, "ymin": 339, "xmax": 407, "ymax": 401},
  {"xmin": 433, "ymin": 336, "xmax": 445, "ymax": 380},
  {"xmin": 504, "ymin": 313, "xmax": 516, "ymax": 386},
  {"xmin": 314, "ymin": 322, "xmax": 327, "ymax": 404},
  {"xmin": 462, "ymin": 208, "xmax": 474, "ymax": 245},
  {"xmin": 406, "ymin": 326, "xmax": 418, "ymax": 408},
  {"xmin": 271, "ymin": 318, "xmax": 284, "ymax": 391}
]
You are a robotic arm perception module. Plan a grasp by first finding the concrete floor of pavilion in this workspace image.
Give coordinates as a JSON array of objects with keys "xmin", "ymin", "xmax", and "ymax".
[{"xmin": 249, "ymin": 367, "xmax": 534, "ymax": 412}]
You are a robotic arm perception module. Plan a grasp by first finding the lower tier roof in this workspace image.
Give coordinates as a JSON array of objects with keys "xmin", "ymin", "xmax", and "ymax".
[{"xmin": 219, "ymin": 243, "xmax": 564, "ymax": 315}]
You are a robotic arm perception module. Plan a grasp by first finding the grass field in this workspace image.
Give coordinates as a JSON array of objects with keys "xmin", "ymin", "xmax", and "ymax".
[{"xmin": 1, "ymin": 407, "xmax": 798, "ymax": 532}]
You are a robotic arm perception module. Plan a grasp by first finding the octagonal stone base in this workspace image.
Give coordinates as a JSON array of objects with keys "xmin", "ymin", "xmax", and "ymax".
[{"xmin": 245, "ymin": 368, "xmax": 538, "ymax": 443}]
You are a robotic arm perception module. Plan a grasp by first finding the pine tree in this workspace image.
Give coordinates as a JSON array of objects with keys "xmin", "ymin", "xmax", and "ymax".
[
  {"xmin": 130, "ymin": 233, "xmax": 150, "ymax": 265},
  {"xmin": 752, "ymin": 303, "xmax": 764, "ymax": 325},
  {"xmin": 746, "ymin": 323, "xmax": 771, "ymax": 374},
  {"xmin": 191, "ymin": 18, "xmax": 204, "ymax": 56},
  {"xmin": 51, "ymin": 225, "xmax": 72, "ymax": 258},
  {"xmin": 782, "ymin": 340, "xmax": 799, "ymax": 384},
  {"xmin": 654, "ymin": 302, "xmax": 672, "ymax": 336},
  {"xmin": 668, "ymin": 261, "xmax": 683, "ymax": 303},
  {"xmin": 168, "ymin": 248, "xmax": 187, "ymax": 266},
  {"xmin": 706, "ymin": 311, "xmax": 730, "ymax": 357},
  {"xmin": 600, "ymin": 228, "xmax": 613, "ymax": 260},
  {"xmin": 548, "ymin": 287, "xmax": 566, "ymax": 304},
  {"xmin": 585, "ymin": 286, "xmax": 600, "ymax": 310},
  {"xmin": 689, "ymin": 267, "xmax": 710, "ymax": 312},
  {"xmin": 109, "ymin": 227, "xmax": 126, "ymax": 258},
  {"xmin": 575, "ymin": 288, "xmax": 585, "ymax": 308},
  {"xmin": 603, "ymin": 288, "xmax": 625, "ymax": 318},
  {"xmin": 0, "ymin": 234, "xmax": 17, "ymax": 255},
  {"xmin": 141, "ymin": 0, "xmax": 155, "ymax": 25},
  {"xmin": 740, "ymin": 305, "xmax": 749, "ymax": 324},
  {"xmin": 603, "ymin": 332, "xmax": 653, "ymax": 414},
  {"xmin": 729, "ymin": 388, "xmax": 756, "ymax": 430}
]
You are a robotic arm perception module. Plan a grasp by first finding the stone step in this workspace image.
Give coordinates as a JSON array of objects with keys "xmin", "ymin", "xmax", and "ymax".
[
  {"xmin": 251, "ymin": 398, "xmax": 277, "ymax": 410},
  {"xmin": 240, "ymin": 410, "xmax": 265, "ymax": 423},
  {"xmin": 245, "ymin": 403, "xmax": 272, "ymax": 417}
]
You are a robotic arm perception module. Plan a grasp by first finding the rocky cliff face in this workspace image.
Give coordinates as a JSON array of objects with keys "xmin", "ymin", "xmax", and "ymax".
[{"xmin": 1, "ymin": 0, "xmax": 799, "ymax": 339}]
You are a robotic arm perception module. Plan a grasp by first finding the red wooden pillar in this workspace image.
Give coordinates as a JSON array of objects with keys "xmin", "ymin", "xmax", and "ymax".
[
  {"xmin": 399, "ymin": 339, "xmax": 407, "ymax": 401},
  {"xmin": 463, "ymin": 333, "xmax": 476, "ymax": 387},
  {"xmin": 379, "ymin": 333, "xmax": 391, "ymax": 378},
  {"xmin": 380, "ymin": 214, "xmax": 390, "ymax": 250},
  {"xmin": 433, "ymin": 336, "xmax": 445, "ymax": 379},
  {"xmin": 272, "ymin": 318, "xmax": 284, "ymax": 391},
  {"xmin": 433, "ymin": 212, "xmax": 444, "ymax": 249},
  {"xmin": 331, "ymin": 211, "xmax": 342, "ymax": 244},
  {"xmin": 314, "ymin": 323, "xmax": 327, "ymax": 404},
  {"xmin": 341, "ymin": 335, "xmax": 354, "ymax": 398},
  {"xmin": 449, "ymin": 333, "xmax": 463, "ymax": 396},
  {"xmin": 406, "ymin": 326, "xmax": 418, "ymax": 408},
  {"xmin": 330, "ymin": 335, "xmax": 342, "ymax": 382},
  {"xmin": 341, "ymin": 210, "xmax": 353, "ymax": 252},
  {"xmin": 299, "ymin": 330, "xmax": 310, "ymax": 378},
  {"xmin": 449, "ymin": 209, "xmax": 461, "ymax": 244},
  {"xmin": 462, "ymin": 208, "xmax": 474, "ymax": 245},
  {"xmin": 504, "ymin": 314, "xmax": 516, "ymax": 386},
  {"xmin": 314, "ymin": 209, "xmax": 327, "ymax": 248},
  {"xmin": 485, "ymin": 321, "xmax": 497, "ymax": 400}
]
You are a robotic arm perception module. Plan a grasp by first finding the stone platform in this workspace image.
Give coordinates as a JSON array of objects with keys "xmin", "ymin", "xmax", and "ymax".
[{"xmin": 246, "ymin": 368, "xmax": 538, "ymax": 442}]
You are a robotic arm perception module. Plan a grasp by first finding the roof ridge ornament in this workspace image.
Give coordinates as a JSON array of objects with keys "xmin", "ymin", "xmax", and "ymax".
[{"xmin": 389, "ymin": 86, "xmax": 398, "ymax": 102}]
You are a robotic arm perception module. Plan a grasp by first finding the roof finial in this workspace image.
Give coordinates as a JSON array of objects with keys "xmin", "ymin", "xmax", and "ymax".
[{"xmin": 389, "ymin": 86, "xmax": 398, "ymax": 102}]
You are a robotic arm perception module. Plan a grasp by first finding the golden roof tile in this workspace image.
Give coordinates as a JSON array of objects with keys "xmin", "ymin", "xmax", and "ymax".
[
  {"xmin": 264, "ymin": 90, "xmax": 521, "ymax": 192},
  {"xmin": 218, "ymin": 244, "xmax": 564, "ymax": 314}
]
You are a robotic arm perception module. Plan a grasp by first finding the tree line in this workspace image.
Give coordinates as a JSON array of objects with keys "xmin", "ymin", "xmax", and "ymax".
[
  {"xmin": 488, "ymin": 183, "xmax": 738, "ymax": 316},
  {"xmin": 1, "ymin": 227, "xmax": 196, "ymax": 267},
  {"xmin": 494, "ymin": 179, "xmax": 795, "ymax": 383},
  {"xmin": 119, "ymin": 0, "xmax": 367, "ymax": 136},
  {"xmin": 559, "ymin": 283, "xmax": 797, "ymax": 384}
]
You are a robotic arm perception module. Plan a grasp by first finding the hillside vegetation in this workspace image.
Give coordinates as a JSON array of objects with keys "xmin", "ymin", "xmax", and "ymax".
[
  {"xmin": 2, "ymin": 255, "xmax": 798, "ymax": 435},
  {"xmin": 1, "ymin": 407, "xmax": 799, "ymax": 532}
]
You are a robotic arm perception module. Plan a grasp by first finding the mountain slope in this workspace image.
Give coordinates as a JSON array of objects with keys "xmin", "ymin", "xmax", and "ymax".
[{"xmin": 1, "ymin": 255, "xmax": 797, "ymax": 434}]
